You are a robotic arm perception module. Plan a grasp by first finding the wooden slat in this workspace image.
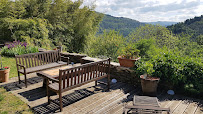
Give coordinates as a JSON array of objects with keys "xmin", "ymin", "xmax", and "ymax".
[
  {"xmin": 77, "ymin": 68, "xmax": 82, "ymax": 84},
  {"xmin": 195, "ymin": 106, "xmax": 203, "ymax": 114},
  {"xmin": 74, "ymin": 69, "xmax": 77, "ymax": 85},
  {"xmin": 25, "ymin": 56, "xmax": 28, "ymax": 68},
  {"xmin": 93, "ymin": 64, "xmax": 96, "ymax": 79},
  {"xmin": 27, "ymin": 55, "xmax": 31, "ymax": 68},
  {"xmin": 84, "ymin": 67, "xmax": 87, "ymax": 82},
  {"xmin": 96, "ymin": 64, "xmax": 98, "ymax": 78},
  {"xmin": 100, "ymin": 63, "xmax": 102, "ymax": 77},
  {"xmin": 44, "ymin": 53, "xmax": 47, "ymax": 64},
  {"xmin": 63, "ymin": 71, "xmax": 66, "ymax": 89},
  {"xmin": 34, "ymin": 55, "xmax": 37, "ymax": 67},
  {"xmin": 51, "ymin": 52, "xmax": 54, "ymax": 62},
  {"xmin": 66, "ymin": 70, "xmax": 70, "ymax": 88},
  {"xmin": 47, "ymin": 53, "xmax": 50, "ymax": 63},
  {"xmin": 31, "ymin": 55, "xmax": 34, "ymax": 67},
  {"xmin": 70, "ymin": 70, "xmax": 73, "ymax": 86},
  {"xmin": 41, "ymin": 54, "xmax": 44, "ymax": 65},
  {"xmin": 18, "ymin": 57, "xmax": 21, "ymax": 69},
  {"xmin": 36, "ymin": 54, "xmax": 39, "ymax": 66},
  {"xmin": 81, "ymin": 67, "xmax": 84, "ymax": 83},
  {"xmin": 22, "ymin": 57, "xmax": 25, "ymax": 66},
  {"xmin": 173, "ymin": 100, "xmax": 190, "ymax": 114},
  {"xmin": 90, "ymin": 65, "xmax": 93, "ymax": 80},
  {"xmin": 183, "ymin": 102, "xmax": 198, "ymax": 114},
  {"xmin": 54, "ymin": 51, "xmax": 57, "ymax": 62}
]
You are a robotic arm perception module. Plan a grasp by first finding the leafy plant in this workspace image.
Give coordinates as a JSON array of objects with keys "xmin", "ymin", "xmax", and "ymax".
[{"xmin": 118, "ymin": 44, "xmax": 140, "ymax": 59}]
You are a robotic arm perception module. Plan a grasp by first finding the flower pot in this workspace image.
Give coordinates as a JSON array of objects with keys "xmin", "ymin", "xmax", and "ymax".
[
  {"xmin": 0, "ymin": 68, "xmax": 10, "ymax": 82},
  {"xmin": 140, "ymin": 75, "xmax": 160, "ymax": 96},
  {"xmin": 117, "ymin": 56, "xmax": 140, "ymax": 67}
]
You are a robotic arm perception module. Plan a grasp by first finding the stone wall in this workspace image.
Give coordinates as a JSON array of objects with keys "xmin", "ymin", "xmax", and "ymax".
[{"xmin": 61, "ymin": 52, "xmax": 140, "ymax": 86}]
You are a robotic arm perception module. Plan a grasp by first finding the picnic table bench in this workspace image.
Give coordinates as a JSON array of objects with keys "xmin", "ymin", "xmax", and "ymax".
[{"xmin": 15, "ymin": 50, "xmax": 69, "ymax": 87}]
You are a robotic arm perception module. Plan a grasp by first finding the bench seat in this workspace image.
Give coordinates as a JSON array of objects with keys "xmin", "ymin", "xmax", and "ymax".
[{"xmin": 19, "ymin": 61, "xmax": 67, "ymax": 74}]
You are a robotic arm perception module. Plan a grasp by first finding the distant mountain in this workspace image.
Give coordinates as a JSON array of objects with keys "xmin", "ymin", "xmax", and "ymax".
[
  {"xmin": 145, "ymin": 21, "xmax": 178, "ymax": 27},
  {"xmin": 99, "ymin": 14, "xmax": 145, "ymax": 36},
  {"xmin": 167, "ymin": 15, "xmax": 203, "ymax": 40}
]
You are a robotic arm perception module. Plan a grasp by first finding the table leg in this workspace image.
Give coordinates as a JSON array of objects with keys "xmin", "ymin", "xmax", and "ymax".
[{"xmin": 43, "ymin": 78, "xmax": 47, "ymax": 88}]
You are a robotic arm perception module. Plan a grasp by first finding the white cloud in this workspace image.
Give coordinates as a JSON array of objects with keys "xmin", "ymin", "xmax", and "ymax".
[{"xmin": 81, "ymin": 0, "xmax": 202, "ymax": 22}]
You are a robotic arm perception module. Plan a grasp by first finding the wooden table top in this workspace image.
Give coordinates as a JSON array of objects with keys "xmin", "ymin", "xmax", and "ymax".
[{"xmin": 37, "ymin": 63, "xmax": 81, "ymax": 78}]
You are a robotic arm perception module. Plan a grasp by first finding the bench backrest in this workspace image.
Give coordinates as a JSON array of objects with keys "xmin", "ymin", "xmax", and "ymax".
[
  {"xmin": 59, "ymin": 58, "xmax": 110, "ymax": 91},
  {"xmin": 15, "ymin": 50, "xmax": 60, "ymax": 70}
]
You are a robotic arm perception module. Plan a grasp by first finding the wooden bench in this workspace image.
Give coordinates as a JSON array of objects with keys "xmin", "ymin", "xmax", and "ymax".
[
  {"xmin": 38, "ymin": 58, "xmax": 111, "ymax": 112},
  {"xmin": 15, "ymin": 50, "xmax": 69, "ymax": 87}
]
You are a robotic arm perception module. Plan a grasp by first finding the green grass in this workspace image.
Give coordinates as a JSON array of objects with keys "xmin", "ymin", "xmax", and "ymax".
[
  {"xmin": 0, "ymin": 88, "xmax": 33, "ymax": 114},
  {"xmin": 1, "ymin": 56, "xmax": 17, "ymax": 78}
]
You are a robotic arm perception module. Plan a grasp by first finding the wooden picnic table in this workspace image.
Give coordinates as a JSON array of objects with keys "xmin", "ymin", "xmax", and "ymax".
[{"xmin": 37, "ymin": 63, "xmax": 81, "ymax": 87}]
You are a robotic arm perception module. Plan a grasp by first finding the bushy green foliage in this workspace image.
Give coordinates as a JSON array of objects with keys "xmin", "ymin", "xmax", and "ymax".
[
  {"xmin": 128, "ymin": 24, "xmax": 178, "ymax": 49},
  {"xmin": 117, "ymin": 44, "xmax": 140, "ymax": 59},
  {"xmin": 134, "ymin": 49, "xmax": 203, "ymax": 98},
  {"xmin": 0, "ymin": 0, "xmax": 102, "ymax": 52},
  {"xmin": 85, "ymin": 30, "xmax": 125, "ymax": 61}
]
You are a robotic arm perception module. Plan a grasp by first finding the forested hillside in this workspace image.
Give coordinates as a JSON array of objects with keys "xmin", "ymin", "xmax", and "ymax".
[
  {"xmin": 167, "ymin": 15, "xmax": 203, "ymax": 45},
  {"xmin": 99, "ymin": 14, "xmax": 145, "ymax": 36},
  {"xmin": 146, "ymin": 21, "xmax": 178, "ymax": 27}
]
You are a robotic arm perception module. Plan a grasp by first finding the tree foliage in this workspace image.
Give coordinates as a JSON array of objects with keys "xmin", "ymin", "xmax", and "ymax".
[
  {"xmin": 0, "ymin": 0, "xmax": 102, "ymax": 52},
  {"xmin": 167, "ymin": 15, "xmax": 203, "ymax": 42}
]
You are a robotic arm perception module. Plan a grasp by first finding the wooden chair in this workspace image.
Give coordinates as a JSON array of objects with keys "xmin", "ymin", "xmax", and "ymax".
[{"xmin": 124, "ymin": 95, "xmax": 170, "ymax": 114}]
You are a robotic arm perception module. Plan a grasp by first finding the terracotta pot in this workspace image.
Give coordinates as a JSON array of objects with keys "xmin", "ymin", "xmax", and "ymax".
[
  {"xmin": 0, "ymin": 68, "xmax": 10, "ymax": 82},
  {"xmin": 117, "ymin": 56, "xmax": 140, "ymax": 67},
  {"xmin": 140, "ymin": 75, "xmax": 160, "ymax": 96}
]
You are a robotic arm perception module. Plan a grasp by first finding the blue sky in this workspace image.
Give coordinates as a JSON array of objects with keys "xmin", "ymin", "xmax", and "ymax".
[{"xmin": 80, "ymin": 0, "xmax": 203, "ymax": 22}]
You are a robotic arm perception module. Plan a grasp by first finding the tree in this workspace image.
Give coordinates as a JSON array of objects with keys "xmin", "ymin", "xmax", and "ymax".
[{"xmin": 128, "ymin": 24, "xmax": 178, "ymax": 49}]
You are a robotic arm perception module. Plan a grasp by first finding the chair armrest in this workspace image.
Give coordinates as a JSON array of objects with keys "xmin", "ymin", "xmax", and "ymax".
[
  {"xmin": 46, "ymin": 76, "xmax": 59, "ymax": 83},
  {"xmin": 17, "ymin": 63, "xmax": 26, "ymax": 68}
]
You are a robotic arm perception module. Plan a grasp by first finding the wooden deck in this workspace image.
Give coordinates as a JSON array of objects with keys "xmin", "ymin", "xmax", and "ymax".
[{"xmin": 0, "ymin": 74, "xmax": 202, "ymax": 114}]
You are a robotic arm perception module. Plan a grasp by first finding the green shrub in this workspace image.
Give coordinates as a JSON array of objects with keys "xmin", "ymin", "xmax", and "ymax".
[
  {"xmin": 134, "ymin": 50, "xmax": 203, "ymax": 98},
  {"xmin": 85, "ymin": 30, "xmax": 125, "ymax": 61}
]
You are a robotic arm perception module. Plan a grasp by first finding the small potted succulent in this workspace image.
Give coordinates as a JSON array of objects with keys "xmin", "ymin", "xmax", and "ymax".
[
  {"xmin": 140, "ymin": 62, "xmax": 160, "ymax": 96},
  {"xmin": 117, "ymin": 45, "xmax": 140, "ymax": 67},
  {"xmin": 0, "ymin": 54, "xmax": 10, "ymax": 82}
]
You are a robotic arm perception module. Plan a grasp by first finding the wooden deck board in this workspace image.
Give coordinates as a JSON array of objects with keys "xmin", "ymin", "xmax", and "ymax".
[
  {"xmin": 73, "ymin": 84, "xmax": 133, "ymax": 113},
  {"xmin": 183, "ymin": 102, "xmax": 198, "ymax": 114},
  {"xmin": 173, "ymin": 100, "xmax": 190, "ymax": 114},
  {"xmin": 195, "ymin": 106, "xmax": 203, "ymax": 114},
  {"xmin": 0, "ymin": 74, "xmax": 202, "ymax": 114}
]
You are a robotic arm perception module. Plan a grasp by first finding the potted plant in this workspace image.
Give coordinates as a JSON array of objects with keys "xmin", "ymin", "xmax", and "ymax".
[
  {"xmin": 117, "ymin": 45, "xmax": 140, "ymax": 67},
  {"xmin": 140, "ymin": 62, "xmax": 160, "ymax": 96},
  {"xmin": 0, "ymin": 54, "xmax": 10, "ymax": 82}
]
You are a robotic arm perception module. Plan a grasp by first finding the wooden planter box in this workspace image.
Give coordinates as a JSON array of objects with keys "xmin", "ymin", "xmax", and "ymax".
[
  {"xmin": 140, "ymin": 75, "xmax": 160, "ymax": 96},
  {"xmin": 0, "ymin": 68, "xmax": 10, "ymax": 82}
]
